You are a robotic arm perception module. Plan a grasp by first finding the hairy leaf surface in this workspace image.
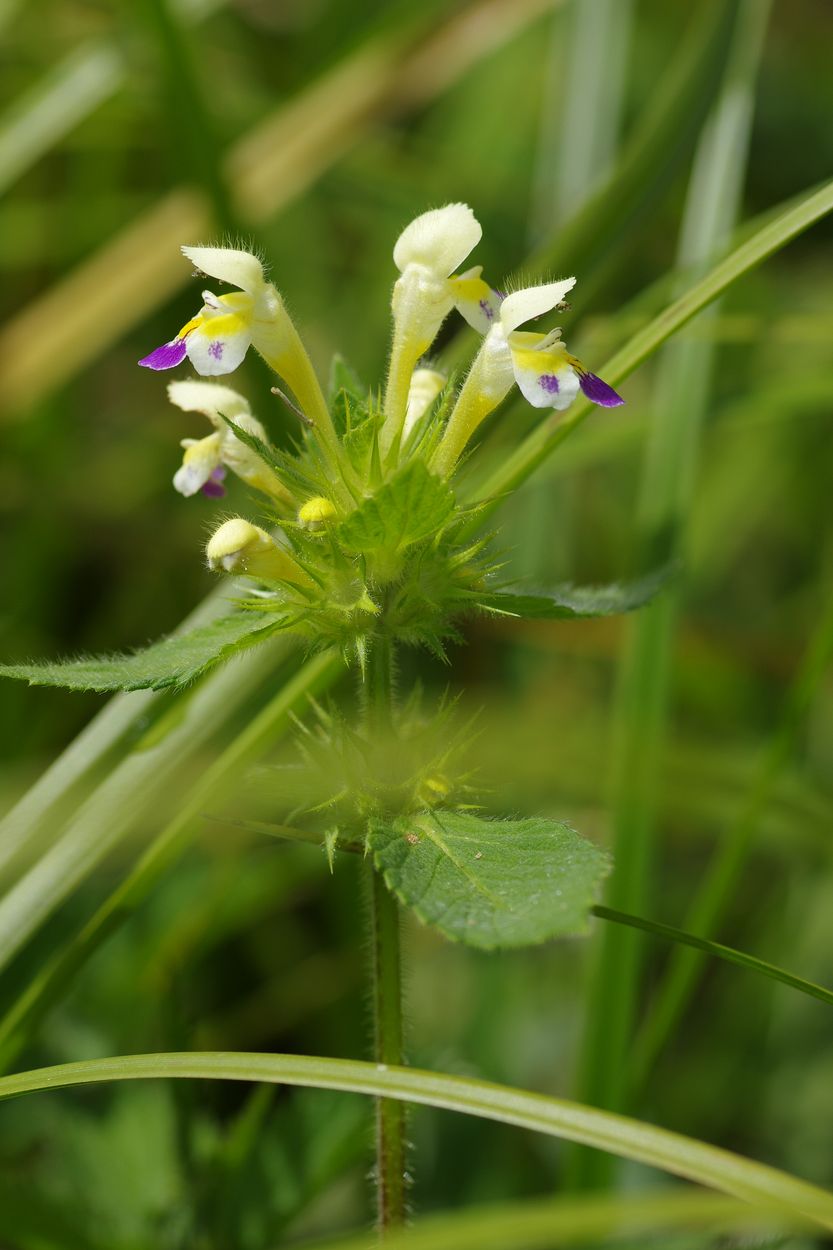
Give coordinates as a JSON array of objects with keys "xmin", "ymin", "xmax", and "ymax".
[
  {"xmin": 478, "ymin": 565, "xmax": 670, "ymax": 621},
  {"xmin": 0, "ymin": 613, "xmax": 281, "ymax": 693},
  {"xmin": 339, "ymin": 461, "xmax": 455, "ymax": 555},
  {"xmin": 369, "ymin": 810, "xmax": 609, "ymax": 948}
]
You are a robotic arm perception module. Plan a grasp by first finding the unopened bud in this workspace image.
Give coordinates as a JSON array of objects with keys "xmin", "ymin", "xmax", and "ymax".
[
  {"xmin": 417, "ymin": 773, "xmax": 451, "ymax": 806},
  {"xmin": 298, "ymin": 496, "xmax": 337, "ymax": 530},
  {"xmin": 404, "ymin": 368, "xmax": 446, "ymax": 440},
  {"xmin": 205, "ymin": 518, "xmax": 309, "ymax": 584}
]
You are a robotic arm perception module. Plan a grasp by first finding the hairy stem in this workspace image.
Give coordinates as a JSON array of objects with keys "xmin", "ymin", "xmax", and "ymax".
[
  {"xmin": 369, "ymin": 864, "xmax": 407, "ymax": 1231},
  {"xmin": 365, "ymin": 634, "xmax": 407, "ymax": 1232}
]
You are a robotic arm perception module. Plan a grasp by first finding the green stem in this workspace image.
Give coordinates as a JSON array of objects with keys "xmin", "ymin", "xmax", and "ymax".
[
  {"xmin": 365, "ymin": 633, "xmax": 407, "ymax": 1233},
  {"xmin": 369, "ymin": 864, "xmax": 407, "ymax": 1232}
]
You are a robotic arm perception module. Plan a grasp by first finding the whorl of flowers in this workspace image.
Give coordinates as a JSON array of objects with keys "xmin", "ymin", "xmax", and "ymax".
[{"xmin": 139, "ymin": 206, "xmax": 623, "ymax": 664}]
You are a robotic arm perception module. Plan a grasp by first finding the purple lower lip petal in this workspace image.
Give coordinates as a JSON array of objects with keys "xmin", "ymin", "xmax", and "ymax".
[
  {"xmin": 538, "ymin": 373, "xmax": 560, "ymax": 394},
  {"xmin": 579, "ymin": 371, "xmax": 624, "ymax": 407},
  {"xmin": 139, "ymin": 338, "xmax": 188, "ymax": 371},
  {"xmin": 201, "ymin": 466, "xmax": 227, "ymax": 498}
]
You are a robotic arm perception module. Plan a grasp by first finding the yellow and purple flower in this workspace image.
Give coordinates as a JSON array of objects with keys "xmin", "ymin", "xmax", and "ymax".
[
  {"xmin": 432, "ymin": 279, "xmax": 623, "ymax": 476},
  {"xmin": 140, "ymin": 248, "xmax": 268, "ymax": 376},
  {"xmin": 139, "ymin": 246, "xmax": 339, "ymax": 458},
  {"xmin": 167, "ymin": 379, "xmax": 291, "ymax": 504}
]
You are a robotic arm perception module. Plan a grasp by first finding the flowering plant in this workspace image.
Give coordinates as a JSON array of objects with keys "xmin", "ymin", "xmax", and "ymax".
[
  {"xmin": 2, "ymin": 203, "xmax": 658, "ymax": 947},
  {"xmin": 1, "ymin": 203, "xmax": 664, "ymax": 1227}
]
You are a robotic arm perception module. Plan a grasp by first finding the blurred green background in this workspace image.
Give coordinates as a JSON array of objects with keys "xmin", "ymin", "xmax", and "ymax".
[{"xmin": 1, "ymin": 0, "xmax": 833, "ymax": 1246}]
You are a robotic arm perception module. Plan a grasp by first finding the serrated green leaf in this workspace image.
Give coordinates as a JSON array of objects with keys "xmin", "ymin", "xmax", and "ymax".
[
  {"xmin": 332, "ymin": 388, "xmax": 372, "ymax": 446},
  {"xmin": 339, "ymin": 461, "xmax": 455, "ymax": 555},
  {"xmin": 0, "ymin": 613, "xmax": 281, "ymax": 693},
  {"xmin": 477, "ymin": 565, "xmax": 670, "ymax": 621},
  {"xmin": 368, "ymin": 810, "xmax": 609, "ymax": 949},
  {"xmin": 340, "ymin": 402, "xmax": 380, "ymax": 477}
]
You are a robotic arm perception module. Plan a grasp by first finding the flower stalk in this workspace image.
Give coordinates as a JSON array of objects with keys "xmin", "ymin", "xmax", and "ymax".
[{"xmin": 365, "ymin": 634, "xmax": 408, "ymax": 1233}]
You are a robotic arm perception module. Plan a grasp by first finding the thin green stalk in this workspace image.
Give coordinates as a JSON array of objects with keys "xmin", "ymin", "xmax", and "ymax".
[
  {"xmin": 365, "ymin": 635, "xmax": 407, "ymax": 1233},
  {"xmin": 526, "ymin": 0, "xmax": 735, "ymax": 300},
  {"xmin": 593, "ymin": 906, "xmax": 833, "ymax": 1011},
  {"xmin": 0, "ymin": 650, "xmax": 343, "ymax": 1072},
  {"xmin": 568, "ymin": 0, "xmax": 771, "ymax": 1189},
  {"xmin": 369, "ymin": 866, "xmax": 407, "ymax": 1233},
  {"xmin": 629, "ymin": 574, "xmax": 833, "ymax": 1089}
]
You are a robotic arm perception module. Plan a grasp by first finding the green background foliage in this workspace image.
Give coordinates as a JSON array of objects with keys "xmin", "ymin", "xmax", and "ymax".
[{"xmin": 2, "ymin": 0, "xmax": 833, "ymax": 1246}]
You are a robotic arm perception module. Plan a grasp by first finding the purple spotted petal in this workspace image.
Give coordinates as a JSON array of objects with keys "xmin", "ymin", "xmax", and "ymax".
[
  {"xmin": 201, "ymin": 466, "xmax": 227, "ymax": 498},
  {"xmin": 579, "ymin": 372, "xmax": 624, "ymax": 407},
  {"xmin": 139, "ymin": 338, "xmax": 188, "ymax": 371}
]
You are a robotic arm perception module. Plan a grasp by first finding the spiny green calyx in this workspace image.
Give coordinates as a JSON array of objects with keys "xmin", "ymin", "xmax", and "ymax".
[{"xmin": 209, "ymin": 375, "xmax": 497, "ymax": 666}]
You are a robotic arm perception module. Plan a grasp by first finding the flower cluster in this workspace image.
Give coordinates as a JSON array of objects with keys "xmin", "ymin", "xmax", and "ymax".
[{"xmin": 139, "ymin": 205, "xmax": 622, "ymax": 663}]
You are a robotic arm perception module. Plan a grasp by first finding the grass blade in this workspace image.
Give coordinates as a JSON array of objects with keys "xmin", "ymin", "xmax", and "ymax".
[
  {"xmin": 0, "ymin": 638, "xmax": 297, "ymax": 975},
  {"xmin": 298, "ymin": 1190, "xmax": 801, "ymax": 1250},
  {"xmin": 567, "ymin": 0, "xmax": 772, "ymax": 1188},
  {"xmin": 593, "ymin": 906, "xmax": 833, "ymax": 1011},
  {"xmin": 630, "ymin": 578, "xmax": 833, "ymax": 1088},
  {"xmin": 1, "ymin": 1051, "xmax": 832, "ymax": 1227},
  {"xmin": 136, "ymin": 0, "xmax": 238, "ymax": 234},
  {"xmin": 525, "ymin": 0, "xmax": 740, "ymax": 298},
  {"xmin": 0, "ymin": 651, "xmax": 343, "ymax": 1071},
  {"xmin": 0, "ymin": 0, "xmax": 227, "ymax": 196},
  {"xmin": 0, "ymin": 582, "xmax": 250, "ymax": 884},
  {"xmin": 550, "ymin": 0, "xmax": 633, "ymax": 225}
]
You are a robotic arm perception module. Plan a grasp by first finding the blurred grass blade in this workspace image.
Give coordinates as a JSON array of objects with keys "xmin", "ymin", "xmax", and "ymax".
[
  {"xmin": 0, "ymin": 0, "xmax": 227, "ymax": 197},
  {"xmin": 594, "ymin": 905, "xmax": 833, "ymax": 1011},
  {"xmin": 0, "ymin": 637, "xmax": 299, "ymax": 975},
  {"xmin": 526, "ymin": 0, "xmax": 740, "ymax": 294},
  {"xmin": 444, "ymin": 0, "xmax": 740, "ymax": 381},
  {"xmin": 0, "ymin": 651, "xmax": 342, "ymax": 1072},
  {"xmin": 1, "ymin": 1052, "xmax": 833, "ymax": 1228},
  {"xmin": 0, "ymin": 43, "xmax": 121, "ymax": 195},
  {"xmin": 529, "ymin": 0, "xmax": 633, "ymax": 238},
  {"xmin": 137, "ymin": 0, "xmax": 238, "ymax": 233},
  {"xmin": 630, "ymin": 578, "xmax": 833, "ymax": 1087},
  {"xmin": 0, "ymin": 582, "xmax": 242, "ymax": 885},
  {"xmin": 551, "ymin": 0, "xmax": 633, "ymax": 225},
  {"xmin": 568, "ymin": 0, "xmax": 771, "ymax": 1189},
  {"xmin": 0, "ymin": 0, "xmax": 551, "ymax": 419},
  {"xmin": 301, "ymin": 1190, "xmax": 798, "ymax": 1250},
  {"xmin": 470, "ymin": 174, "xmax": 833, "ymax": 511},
  {"xmin": 517, "ymin": 0, "xmax": 632, "ymax": 583}
]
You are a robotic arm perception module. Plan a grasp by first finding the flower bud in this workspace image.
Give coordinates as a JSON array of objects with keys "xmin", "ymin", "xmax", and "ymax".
[
  {"xmin": 403, "ymin": 368, "xmax": 446, "ymax": 440},
  {"xmin": 298, "ymin": 496, "xmax": 337, "ymax": 530},
  {"xmin": 417, "ymin": 773, "xmax": 451, "ymax": 806},
  {"xmin": 206, "ymin": 518, "xmax": 309, "ymax": 584}
]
